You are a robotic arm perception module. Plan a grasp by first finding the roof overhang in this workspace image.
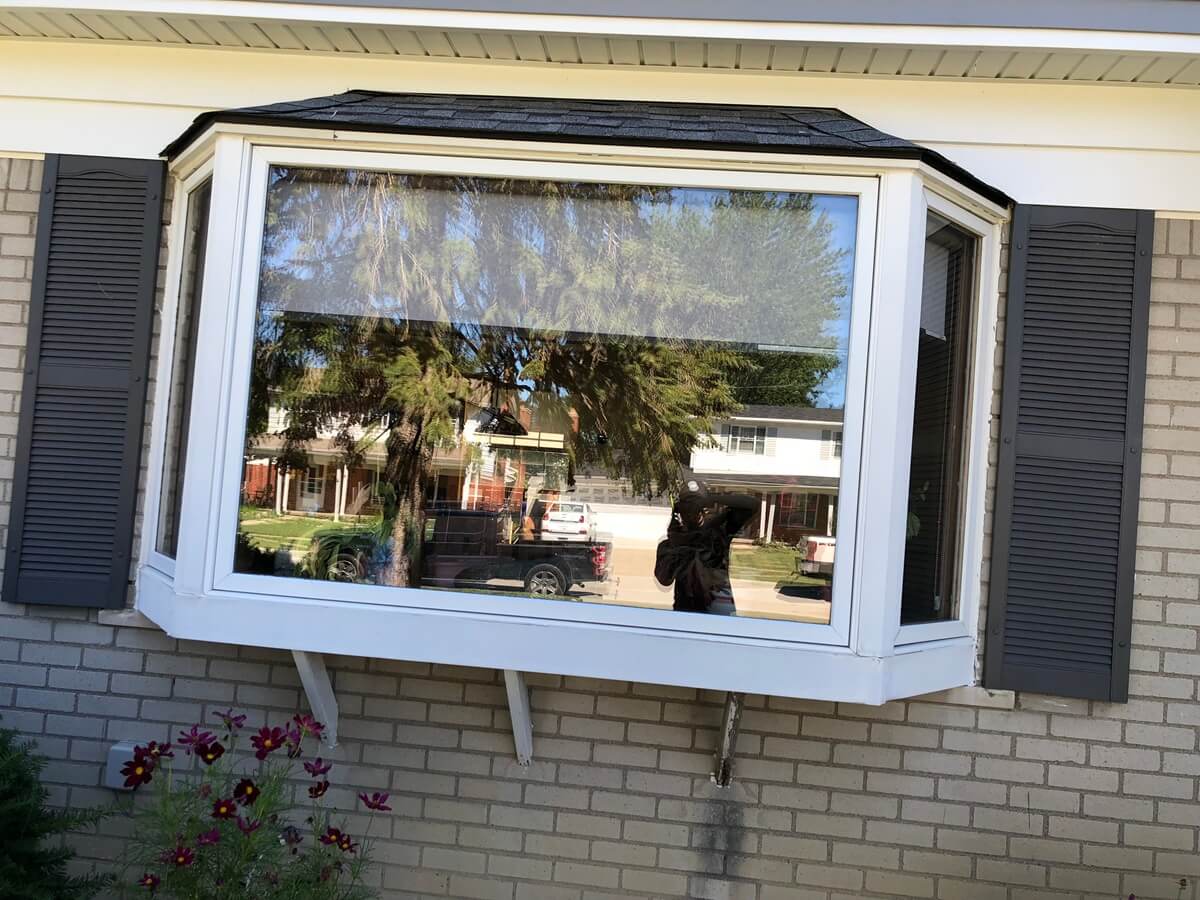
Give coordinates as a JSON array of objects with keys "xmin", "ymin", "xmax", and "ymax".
[{"xmin": 3, "ymin": 1, "xmax": 1200, "ymax": 88}]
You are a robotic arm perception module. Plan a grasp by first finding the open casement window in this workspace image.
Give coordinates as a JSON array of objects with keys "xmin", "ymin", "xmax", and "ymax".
[{"xmin": 136, "ymin": 95, "xmax": 1014, "ymax": 703}]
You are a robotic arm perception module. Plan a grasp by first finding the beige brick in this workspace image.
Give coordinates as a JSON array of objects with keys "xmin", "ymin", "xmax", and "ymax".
[
  {"xmin": 902, "ymin": 849, "xmax": 972, "ymax": 877},
  {"xmin": 1048, "ymin": 816, "xmax": 1119, "ymax": 844},
  {"xmin": 900, "ymin": 799, "xmax": 970, "ymax": 827},
  {"xmin": 1014, "ymin": 737, "xmax": 1085, "ymax": 763},
  {"xmin": 862, "ymin": 822, "xmax": 935, "ymax": 849},
  {"xmin": 1081, "ymin": 845, "xmax": 1155, "ymax": 871},
  {"xmin": 1008, "ymin": 837, "xmax": 1080, "ymax": 864},
  {"xmin": 975, "ymin": 757, "xmax": 1044, "ymax": 784},
  {"xmin": 938, "ymin": 778, "xmax": 1007, "ymax": 805},
  {"xmin": 863, "ymin": 870, "xmax": 933, "ymax": 897},
  {"xmin": 973, "ymin": 807, "xmax": 1043, "ymax": 835},
  {"xmin": 1089, "ymin": 745, "xmax": 1161, "ymax": 770},
  {"xmin": 1083, "ymin": 794, "xmax": 1154, "ymax": 822},
  {"xmin": 1124, "ymin": 772, "xmax": 1195, "ymax": 799},
  {"xmin": 976, "ymin": 859, "xmax": 1046, "ymax": 886},
  {"xmin": 1123, "ymin": 823, "xmax": 1195, "ymax": 850}
]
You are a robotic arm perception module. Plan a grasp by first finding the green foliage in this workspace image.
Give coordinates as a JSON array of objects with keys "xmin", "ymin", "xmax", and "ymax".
[
  {"xmin": 117, "ymin": 716, "xmax": 379, "ymax": 900},
  {"xmin": 0, "ymin": 728, "xmax": 111, "ymax": 900}
]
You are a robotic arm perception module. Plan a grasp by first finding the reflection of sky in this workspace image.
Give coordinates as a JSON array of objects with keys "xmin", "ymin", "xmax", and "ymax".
[
  {"xmin": 261, "ymin": 169, "xmax": 858, "ymax": 408},
  {"xmin": 813, "ymin": 195, "xmax": 857, "ymax": 408}
]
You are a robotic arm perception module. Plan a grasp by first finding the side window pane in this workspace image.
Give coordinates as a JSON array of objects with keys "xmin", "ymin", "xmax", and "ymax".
[
  {"xmin": 900, "ymin": 212, "xmax": 977, "ymax": 624},
  {"xmin": 155, "ymin": 181, "xmax": 211, "ymax": 558},
  {"xmin": 235, "ymin": 168, "xmax": 860, "ymax": 627}
]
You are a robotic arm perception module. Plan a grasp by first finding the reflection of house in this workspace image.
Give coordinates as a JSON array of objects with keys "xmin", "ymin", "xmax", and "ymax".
[
  {"xmin": 690, "ymin": 405, "xmax": 843, "ymax": 544},
  {"xmin": 241, "ymin": 398, "xmax": 572, "ymax": 521}
]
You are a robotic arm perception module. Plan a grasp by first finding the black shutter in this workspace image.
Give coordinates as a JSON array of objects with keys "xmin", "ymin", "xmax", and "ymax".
[
  {"xmin": 984, "ymin": 205, "xmax": 1152, "ymax": 701},
  {"xmin": 3, "ymin": 155, "xmax": 163, "ymax": 608}
]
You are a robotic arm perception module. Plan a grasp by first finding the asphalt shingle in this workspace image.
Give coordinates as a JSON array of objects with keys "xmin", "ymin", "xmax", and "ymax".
[{"xmin": 163, "ymin": 90, "xmax": 1008, "ymax": 205}]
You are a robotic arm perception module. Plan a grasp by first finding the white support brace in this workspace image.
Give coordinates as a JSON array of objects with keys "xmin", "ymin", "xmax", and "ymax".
[
  {"xmin": 503, "ymin": 669, "xmax": 534, "ymax": 766},
  {"xmin": 292, "ymin": 650, "xmax": 338, "ymax": 748}
]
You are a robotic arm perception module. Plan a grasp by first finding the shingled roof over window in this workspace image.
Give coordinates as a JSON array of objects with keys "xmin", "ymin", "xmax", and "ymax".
[{"xmin": 163, "ymin": 91, "xmax": 1009, "ymax": 206}]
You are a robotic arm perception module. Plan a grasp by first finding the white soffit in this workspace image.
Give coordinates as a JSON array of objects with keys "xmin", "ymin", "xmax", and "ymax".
[{"xmin": 1, "ymin": 2, "xmax": 1200, "ymax": 86}]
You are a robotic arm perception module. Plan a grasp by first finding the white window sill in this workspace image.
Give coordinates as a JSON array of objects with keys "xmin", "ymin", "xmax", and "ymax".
[{"xmin": 136, "ymin": 566, "xmax": 976, "ymax": 705}]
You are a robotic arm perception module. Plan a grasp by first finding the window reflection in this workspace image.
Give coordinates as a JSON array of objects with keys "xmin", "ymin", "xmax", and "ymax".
[{"xmin": 236, "ymin": 167, "xmax": 858, "ymax": 625}]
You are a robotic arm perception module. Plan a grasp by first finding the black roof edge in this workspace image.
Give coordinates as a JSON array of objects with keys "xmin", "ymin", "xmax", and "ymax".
[{"xmin": 162, "ymin": 100, "xmax": 1011, "ymax": 208}]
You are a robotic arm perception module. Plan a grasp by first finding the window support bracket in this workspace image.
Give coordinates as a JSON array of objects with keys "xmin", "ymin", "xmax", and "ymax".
[
  {"xmin": 503, "ymin": 669, "xmax": 534, "ymax": 765},
  {"xmin": 292, "ymin": 650, "xmax": 338, "ymax": 748},
  {"xmin": 712, "ymin": 691, "xmax": 744, "ymax": 786}
]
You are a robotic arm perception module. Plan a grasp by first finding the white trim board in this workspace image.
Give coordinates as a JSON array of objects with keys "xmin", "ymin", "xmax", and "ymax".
[{"xmin": 6, "ymin": 0, "xmax": 1200, "ymax": 56}]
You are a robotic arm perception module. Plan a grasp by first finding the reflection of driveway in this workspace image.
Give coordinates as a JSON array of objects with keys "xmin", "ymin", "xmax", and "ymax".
[{"xmin": 581, "ymin": 546, "xmax": 831, "ymax": 624}]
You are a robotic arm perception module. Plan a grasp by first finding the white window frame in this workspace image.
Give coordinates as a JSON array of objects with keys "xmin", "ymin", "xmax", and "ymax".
[
  {"xmin": 140, "ymin": 160, "xmax": 214, "ymax": 580},
  {"xmin": 137, "ymin": 127, "xmax": 1005, "ymax": 704}
]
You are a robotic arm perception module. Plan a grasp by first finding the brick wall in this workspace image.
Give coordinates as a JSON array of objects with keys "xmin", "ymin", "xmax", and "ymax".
[{"xmin": 3, "ymin": 154, "xmax": 1200, "ymax": 898}]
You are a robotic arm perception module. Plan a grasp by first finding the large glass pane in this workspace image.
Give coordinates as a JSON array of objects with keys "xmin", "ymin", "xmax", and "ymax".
[
  {"xmin": 235, "ymin": 167, "xmax": 858, "ymax": 626},
  {"xmin": 156, "ymin": 180, "xmax": 211, "ymax": 557},
  {"xmin": 900, "ymin": 212, "xmax": 977, "ymax": 624}
]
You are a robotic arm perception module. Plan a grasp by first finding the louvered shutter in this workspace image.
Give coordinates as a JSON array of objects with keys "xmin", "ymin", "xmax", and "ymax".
[
  {"xmin": 719, "ymin": 424, "xmax": 730, "ymax": 452},
  {"xmin": 764, "ymin": 427, "xmax": 778, "ymax": 457},
  {"xmin": 984, "ymin": 205, "xmax": 1152, "ymax": 701},
  {"xmin": 820, "ymin": 429, "xmax": 833, "ymax": 460},
  {"xmin": 3, "ymin": 155, "xmax": 164, "ymax": 608}
]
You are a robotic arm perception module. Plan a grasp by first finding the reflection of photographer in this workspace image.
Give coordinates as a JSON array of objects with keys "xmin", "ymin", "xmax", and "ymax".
[{"xmin": 654, "ymin": 475, "xmax": 758, "ymax": 613}]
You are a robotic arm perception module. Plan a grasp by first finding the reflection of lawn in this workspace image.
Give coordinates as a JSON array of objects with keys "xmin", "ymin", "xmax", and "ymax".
[
  {"xmin": 730, "ymin": 544, "xmax": 826, "ymax": 587},
  {"xmin": 239, "ymin": 515, "xmax": 356, "ymax": 552}
]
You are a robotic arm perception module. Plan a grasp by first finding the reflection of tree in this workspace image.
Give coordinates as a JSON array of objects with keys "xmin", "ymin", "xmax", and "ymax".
[{"xmin": 248, "ymin": 168, "xmax": 849, "ymax": 586}]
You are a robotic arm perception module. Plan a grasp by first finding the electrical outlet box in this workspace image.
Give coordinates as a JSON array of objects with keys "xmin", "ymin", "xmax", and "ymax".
[{"xmin": 103, "ymin": 741, "xmax": 139, "ymax": 791}]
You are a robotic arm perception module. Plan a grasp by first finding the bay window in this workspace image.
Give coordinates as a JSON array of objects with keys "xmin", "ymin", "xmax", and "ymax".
[{"xmin": 138, "ymin": 119, "xmax": 1004, "ymax": 704}]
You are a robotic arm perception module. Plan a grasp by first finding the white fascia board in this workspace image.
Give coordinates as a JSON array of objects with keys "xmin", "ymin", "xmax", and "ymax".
[{"xmin": 5, "ymin": 0, "xmax": 1200, "ymax": 56}]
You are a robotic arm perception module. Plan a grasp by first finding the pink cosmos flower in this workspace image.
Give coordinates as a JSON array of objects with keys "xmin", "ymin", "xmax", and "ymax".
[
  {"xmin": 358, "ymin": 792, "xmax": 391, "ymax": 812},
  {"xmin": 250, "ymin": 726, "xmax": 285, "ymax": 760},
  {"xmin": 304, "ymin": 757, "xmax": 332, "ymax": 777}
]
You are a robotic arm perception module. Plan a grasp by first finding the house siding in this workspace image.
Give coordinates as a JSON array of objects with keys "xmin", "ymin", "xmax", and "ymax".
[{"xmin": 3, "ymin": 154, "xmax": 1200, "ymax": 898}]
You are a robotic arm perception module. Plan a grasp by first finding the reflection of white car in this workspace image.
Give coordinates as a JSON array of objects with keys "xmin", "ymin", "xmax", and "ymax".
[
  {"xmin": 800, "ymin": 536, "xmax": 836, "ymax": 576},
  {"xmin": 541, "ymin": 501, "xmax": 595, "ymax": 542}
]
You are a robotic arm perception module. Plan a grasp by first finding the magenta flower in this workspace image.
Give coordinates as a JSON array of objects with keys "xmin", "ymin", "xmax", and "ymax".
[
  {"xmin": 196, "ymin": 741, "xmax": 225, "ymax": 766},
  {"xmin": 213, "ymin": 708, "xmax": 247, "ymax": 734},
  {"xmin": 292, "ymin": 713, "xmax": 325, "ymax": 741},
  {"xmin": 358, "ymin": 792, "xmax": 391, "ymax": 812},
  {"xmin": 137, "ymin": 741, "xmax": 173, "ymax": 761},
  {"xmin": 250, "ymin": 726, "xmax": 285, "ymax": 760},
  {"xmin": 337, "ymin": 832, "xmax": 358, "ymax": 854},
  {"xmin": 236, "ymin": 817, "xmax": 262, "ymax": 836},
  {"xmin": 121, "ymin": 757, "xmax": 154, "ymax": 789},
  {"xmin": 137, "ymin": 873, "xmax": 159, "ymax": 891},
  {"xmin": 284, "ymin": 725, "xmax": 304, "ymax": 759},
  {"xmin": 319, "ymin": 827, "xmax": 341, "ymax": 846},
  {"xmin": 170, "ymin": 846, "xmax": 194, "ymax": 868},
  {"xmin": 308, "ymin": 780, "xmax": 330, "ymax": 799},
  {"xmin": 211, "ymin": 798, "xmax": 237, "ymax": 819},
  {"xmin": 304, "ymin": 758, "xmax": 332, "ymax": 777},
  {"xmin": 197, "ymin": 828, "xmax": 220, "ymax": 846},
  {"xmin": 233, "ymin": 778, "xmax": 259, "ymax": 806},
  {"xmin": 177, "ymin": 725, "xmax": 216, "ymax": 753}
]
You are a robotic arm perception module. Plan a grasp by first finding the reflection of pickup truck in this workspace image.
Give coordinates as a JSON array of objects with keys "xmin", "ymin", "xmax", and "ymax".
[{"xmin": 423, "ymin": 509, "xmax": 611, "ymax": 596}]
